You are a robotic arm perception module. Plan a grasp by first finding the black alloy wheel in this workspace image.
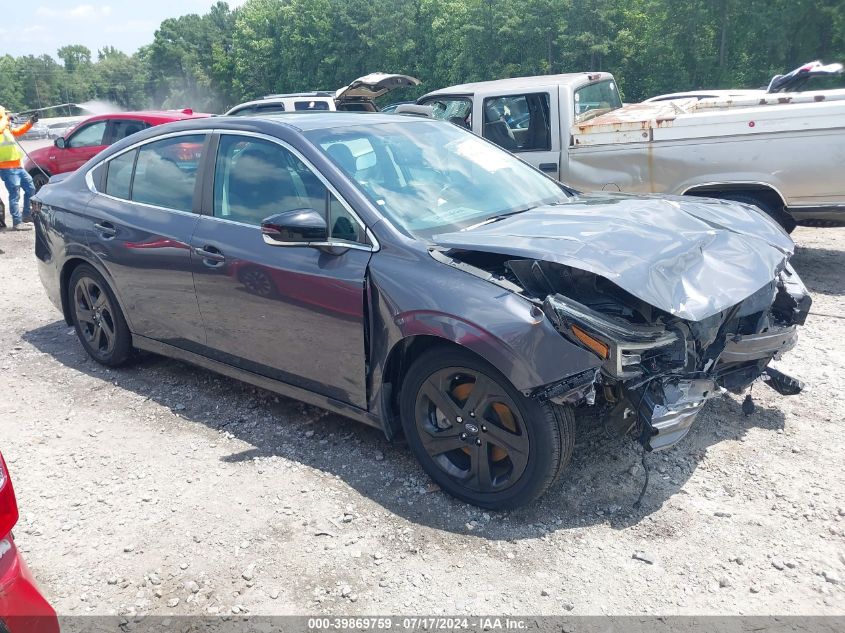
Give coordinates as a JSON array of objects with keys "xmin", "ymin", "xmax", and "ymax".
[
  {"xmin": 401, "ymin": 347, "xmax": 575, "ymax": 509},
  {"xmin": 68, "ymin": 265, "xmax": 132, "ymax": 366}
]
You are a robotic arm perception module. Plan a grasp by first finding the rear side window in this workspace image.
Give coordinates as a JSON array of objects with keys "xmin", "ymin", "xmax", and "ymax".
[
  {"xmin": 131, "ymin": 135, "xmax": 205, "ymax": 212},
  {"xmin": 105, "ymin": 150, "xmax": 136, "ymax": 199},
  {"xmin": 294, "ymin": 100, "xmax": 330, "ymax": 111},
  {"xmin": 574, "ymin": 80, "xmax": 623, "ymax": 123},
  {"xmin": 482, "ymin": 93, "xmax": 551, "ymax": 151},
  {"xmin": 230, "ymin": 103, "xmax": 285, "ymax": 116},
  {"xmin": 110, "ymin": 119, "xmax": 148, "ymax": 142}
]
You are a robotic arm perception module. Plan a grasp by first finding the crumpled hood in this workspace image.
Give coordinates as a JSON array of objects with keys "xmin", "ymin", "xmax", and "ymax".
[{"xmin": 432, "ymin": 193, "xmax": 795, "ymax": 321}]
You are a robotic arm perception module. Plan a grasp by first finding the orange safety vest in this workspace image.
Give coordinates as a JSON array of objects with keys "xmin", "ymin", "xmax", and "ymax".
[{"xmin": 0, "ymin": 116, "xmax": 33, "ymax": 169}]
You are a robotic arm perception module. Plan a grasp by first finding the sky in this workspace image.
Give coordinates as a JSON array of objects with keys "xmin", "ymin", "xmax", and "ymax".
[{"xmin": 2, "ymin": 0, "xmax": 247, "ymax": 59}]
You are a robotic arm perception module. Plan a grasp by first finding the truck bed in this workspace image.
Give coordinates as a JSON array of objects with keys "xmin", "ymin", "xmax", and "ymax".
[{"xmin": 571, "ymin": 89, "xmax": 845, "ymax": 147}]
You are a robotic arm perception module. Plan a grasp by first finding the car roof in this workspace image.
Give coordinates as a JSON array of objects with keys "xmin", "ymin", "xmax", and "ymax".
[
  {"xmin": 85, "ymin": 110, "xmax": 209, "ymax": 122},
  {"xmin": 261, "ymin": 92, "xmax": 335, "ymax": 99},
  {"xmin": 422, "ymin": 72, "xmax": 612, "ymax": 97},
  {"xmin": 207, "ymin": 112, "xmax": 417, "ymax": 131}
]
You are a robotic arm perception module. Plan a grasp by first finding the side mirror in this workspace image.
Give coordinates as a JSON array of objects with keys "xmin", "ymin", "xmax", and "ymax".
[
  {"xmin": 261, "ymin": 209, "xmax": 327, "ymax": 246},
  {"xmin": 54, "ymin": 137, "xmax": 66, "ymax": 149}
]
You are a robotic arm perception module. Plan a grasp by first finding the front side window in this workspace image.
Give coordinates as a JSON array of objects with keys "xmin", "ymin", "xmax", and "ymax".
[
  {"xmin": 307, "ymin": 120, "xmax": 569, "ymax": 238},
  {"xmin": 131, "ymin": 134, "xmax": 205, "ymax": 212},
  {"xmin": 482, "ymin": 93, "xmax": 551, "ymax": 151},
  {"xmin": 105, "ymin": 150, "xmax": 137, "ymax": 199},
  {"xmin": 573, "ymin": 80, "xmax": 623, "ymax": 123},
  {"xmin": 213, "ymin": 135, "xmax": 367, "ymax": 243},
  {"xmin": 67, "ymin": 120, "xmax": 108, "ymax": 148}
]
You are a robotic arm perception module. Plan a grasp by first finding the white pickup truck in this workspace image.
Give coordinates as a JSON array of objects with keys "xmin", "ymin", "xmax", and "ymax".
[{"xmin": 418, "ymin": 73, "xmax": 845, "ymax": 230}]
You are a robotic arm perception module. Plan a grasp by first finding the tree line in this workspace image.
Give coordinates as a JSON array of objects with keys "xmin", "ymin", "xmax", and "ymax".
[{"xmin": 1, "ymin": 0, "xmax": 843, "ymax": 114}]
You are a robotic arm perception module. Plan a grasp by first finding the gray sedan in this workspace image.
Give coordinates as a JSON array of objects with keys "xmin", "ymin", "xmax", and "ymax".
[{"xmin": 32, "ymin": 113, "xmax": 810, "ymax": 509}]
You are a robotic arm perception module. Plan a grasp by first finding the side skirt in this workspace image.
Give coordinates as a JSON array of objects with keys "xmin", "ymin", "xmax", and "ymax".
[{"xmin": 132, "ymin": 334, "xmax": 385, "ymax": 432}]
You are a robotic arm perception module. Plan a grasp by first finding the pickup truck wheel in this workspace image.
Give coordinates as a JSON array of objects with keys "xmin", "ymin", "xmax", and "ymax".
[
  {"xmin": 68, "ymin": 265, "xmax": 133, "ymax": 367},
  {"xmin": 713, "ymin": 193, "xmax": 796, "ymax": 234},
  {"xmin": 400, "ymin": 347, "xmax": 575, "ymax": 510}
]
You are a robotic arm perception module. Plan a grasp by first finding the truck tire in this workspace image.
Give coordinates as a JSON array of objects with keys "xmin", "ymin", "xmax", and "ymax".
[{"xmin": 711, "ymin": 193, "xmax": 797, "ymax": 234}]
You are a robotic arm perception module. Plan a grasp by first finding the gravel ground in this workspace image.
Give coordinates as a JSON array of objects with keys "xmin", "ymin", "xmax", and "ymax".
[{"xmin": 0, "ymin": 218, "xmax": 843, "ymax": 617}]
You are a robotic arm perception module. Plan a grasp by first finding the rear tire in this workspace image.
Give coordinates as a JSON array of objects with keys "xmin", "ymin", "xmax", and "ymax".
[
  {"xmin": 399, "ymin": 346, "xmax": 575, "ymax": 510},
  {"xmin": 31, "ymin": 171, "xmax": 49, "ymax": 192},
  {"xmin": 68, "ymin": 264, "xmax": 132, "ymax": 367}
]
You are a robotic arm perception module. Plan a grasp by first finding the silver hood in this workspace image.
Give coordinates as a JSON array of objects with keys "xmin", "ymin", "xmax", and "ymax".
[{"xmin": 432, "ymin": 193, "xmax": 795, "ymax": 321}]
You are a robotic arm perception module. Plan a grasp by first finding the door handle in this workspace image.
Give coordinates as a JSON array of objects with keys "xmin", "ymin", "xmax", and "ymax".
[
  {"xmin": 193, "ymin": 245, "xmax": 226, "ymax": 265},
  {"xmin": 539, "ymin": 163, "xmax": 558, "ymax": 173},
  {"xmin": 93, "ymin": 221, "xmax": 116, "ymax": 239}
]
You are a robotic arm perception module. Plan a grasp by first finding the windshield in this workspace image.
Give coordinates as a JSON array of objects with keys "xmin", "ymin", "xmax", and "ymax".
[
  {"xmin": 573, "ymin": 80, "xmax": 623, "ymax": 123},
  {"xmin": 419, "ymin": 97, "xmax": 473, "ymax": 129},
  {"xmin": 305, "ymin": 121, "xmax": 569, "ymax": 237}
]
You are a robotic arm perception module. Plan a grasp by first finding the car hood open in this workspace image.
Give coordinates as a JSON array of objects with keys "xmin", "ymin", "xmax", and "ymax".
[{"xmin": 431, "ymin": 193, "xmax": 795, "ymax": 321}]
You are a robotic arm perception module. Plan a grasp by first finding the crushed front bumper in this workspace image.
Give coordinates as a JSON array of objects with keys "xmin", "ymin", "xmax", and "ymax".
[{"xmin": 637, "ymin": 323, "xmax": 802, "ymax": 451}]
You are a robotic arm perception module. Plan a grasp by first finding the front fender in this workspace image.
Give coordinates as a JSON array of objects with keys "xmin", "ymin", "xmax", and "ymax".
[{"xmin": 366, "ymin": 247, "xmax": 602, "ymax": 422}]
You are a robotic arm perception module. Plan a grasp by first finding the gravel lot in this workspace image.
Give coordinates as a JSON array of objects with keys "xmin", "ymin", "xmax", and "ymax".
[{"xmin": 0, "ymin": 214, "xmax": 843, "ymax": 617}]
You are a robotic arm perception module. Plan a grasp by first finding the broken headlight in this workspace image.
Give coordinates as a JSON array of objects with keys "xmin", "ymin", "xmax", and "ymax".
[{"xmin": 543, "ymin": 294, "xmax": 682, "ymax": 379}]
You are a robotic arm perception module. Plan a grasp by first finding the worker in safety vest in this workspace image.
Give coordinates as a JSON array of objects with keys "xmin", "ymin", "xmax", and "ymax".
[{"xmin": 0, "ymin": 106, "xmax": 38, "ymax": 231}]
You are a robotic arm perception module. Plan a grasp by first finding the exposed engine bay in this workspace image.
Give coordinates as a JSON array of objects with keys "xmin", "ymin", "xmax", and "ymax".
[{"xmin": 433, "ymin": 248, "xmax": 811, "ymax": 451}]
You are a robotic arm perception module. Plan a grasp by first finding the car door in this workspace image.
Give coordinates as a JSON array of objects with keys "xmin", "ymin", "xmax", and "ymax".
[
  {"xmin": 478, "ymin": 92, "xmax": 561, "ymax": 178},
  {"xmin": 189, "ymin": 132, "xmax": 373, "ymax": 408},
  {"xmin": 55, "ymin": 119, "xmax": 110, "ymax": 174},
  {"xmin": 83, "ymin": 132, "xmax": 209, "ymax": 348}
]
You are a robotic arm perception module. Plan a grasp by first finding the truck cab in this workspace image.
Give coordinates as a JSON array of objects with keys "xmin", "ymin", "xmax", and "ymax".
[{"xmin": 418, "ymin": 73, "xmax": 622, "ymax": 179}]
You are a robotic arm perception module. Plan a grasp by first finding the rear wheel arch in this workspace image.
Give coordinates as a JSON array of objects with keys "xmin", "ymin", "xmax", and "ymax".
[
  {"xmin": 60, "ymin": 258, "xmax": 88, "ymax": 325},
  {"xmin": 60, "ymin": 257, "xmax": 131, "ymax": 329}
]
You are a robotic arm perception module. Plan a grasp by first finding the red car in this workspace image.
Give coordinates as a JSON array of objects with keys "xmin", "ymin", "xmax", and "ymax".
[
  {"xmin": 0, "ymin": 452, "xmax": 58, "ymax": 633},
  {"xmin": 24, "ymin": 109, "xmax": 209, "ymax": 190}
]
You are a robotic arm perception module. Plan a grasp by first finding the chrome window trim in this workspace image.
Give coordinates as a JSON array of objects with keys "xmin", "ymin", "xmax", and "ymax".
[
  {"xmin": 92, "ymin": 192, "xmax": 201, "ymax": 217},
  {"xmin": 215, "ymin": 130, "xmax": 379, "ymax": 251},
  {"xmin": 84, "ymin": 127, "xmax": 380, "ymax": 251},
  {"xmin": 84, "ymin": 129, "xmax": 218, "ymax": 194}
]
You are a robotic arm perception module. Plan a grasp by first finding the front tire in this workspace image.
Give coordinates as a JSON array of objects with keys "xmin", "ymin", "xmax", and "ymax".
[
  {"xmin": 68, "ymin": 265, "xmax": 132, "ymax": 367},
  {"xmin": 400, "ymin": 347, "xmax": 575, "ymax": 510}
]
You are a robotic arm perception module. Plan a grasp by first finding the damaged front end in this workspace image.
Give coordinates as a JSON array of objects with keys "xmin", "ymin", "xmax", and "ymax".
[
  {"xmin": 438, "ymin": 247, "xmax": 811, "ymax": 452},
  {"xmin": 536, "ymin": 261, "xmax": 811, "ymax": 451}
]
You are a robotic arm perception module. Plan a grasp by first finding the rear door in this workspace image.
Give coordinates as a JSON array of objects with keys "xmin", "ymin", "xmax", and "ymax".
[
  {"xmin": 478, "ymin": 91, "xmax": 560, "ymax": 178},
  {"xmin": 56, "ymin": 119, "xmax": 110, "ymax": 173},
  {"xmin": 84, "ymin": 132, "xmax": 209, "ymax": 348},
  {"xmin": 189, "ymin": 132, "xmax": 373, "ymax": 408}
]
